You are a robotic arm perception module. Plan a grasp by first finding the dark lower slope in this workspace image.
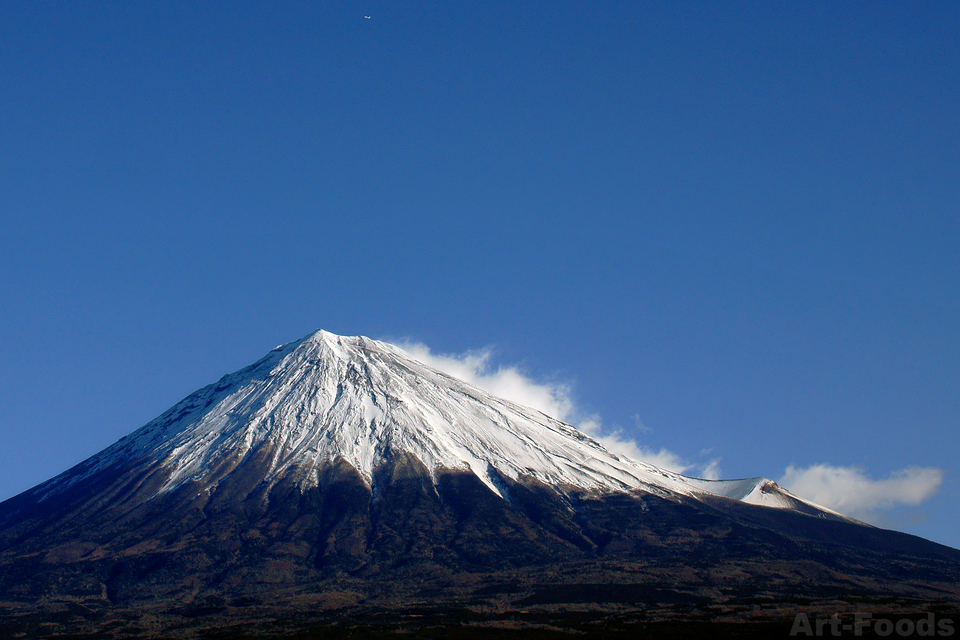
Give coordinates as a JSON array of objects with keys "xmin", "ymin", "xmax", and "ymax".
[{"xmin": 0, "ymin": 453, "xmax": 958, "ymax": 637}]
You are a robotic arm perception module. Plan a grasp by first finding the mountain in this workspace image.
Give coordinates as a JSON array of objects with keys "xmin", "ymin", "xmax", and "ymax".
[{"xmin": 1, "ymin": 330, "xmax": 958, "ymax": 638}]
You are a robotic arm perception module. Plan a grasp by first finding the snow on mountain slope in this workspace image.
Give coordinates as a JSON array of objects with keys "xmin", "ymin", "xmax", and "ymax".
[
  {"xmin": 684, "ymin": 477, "xmax": 853, "ymax": 518},
  {"xmin": 31, "ymin": 330, "xmax": 848, "ymax": 520}
]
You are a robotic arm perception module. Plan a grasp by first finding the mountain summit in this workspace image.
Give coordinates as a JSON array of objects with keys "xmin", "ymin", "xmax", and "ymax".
[{"xmin": 1, "ymin": 330, "xmax": 958, "ymax": 638}]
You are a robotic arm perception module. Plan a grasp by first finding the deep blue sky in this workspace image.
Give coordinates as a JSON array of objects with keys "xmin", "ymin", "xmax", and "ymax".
[{"xmin": 2, "ymin": 2, "xmax": 957, "ymax": 547}]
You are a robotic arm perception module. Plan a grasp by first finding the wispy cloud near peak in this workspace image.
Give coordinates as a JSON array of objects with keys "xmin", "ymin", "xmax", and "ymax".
[{"xmin": 779, "ymin": 464, "xmax": 944, "ymax": 521}]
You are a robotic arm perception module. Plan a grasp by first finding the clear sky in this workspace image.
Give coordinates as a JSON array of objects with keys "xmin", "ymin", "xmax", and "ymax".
[{"xmin": 2, "ymin": 2, "xmax": 957, "ymax": 548}]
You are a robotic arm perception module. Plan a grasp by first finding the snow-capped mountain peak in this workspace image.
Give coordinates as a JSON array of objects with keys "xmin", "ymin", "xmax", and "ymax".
[{"xmin": 32, "ymin": 329, "xmax": 848, "ymax": 520}]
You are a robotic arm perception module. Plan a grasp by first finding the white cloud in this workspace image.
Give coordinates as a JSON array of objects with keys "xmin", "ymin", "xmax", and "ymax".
[
  {"xmin": 394, "ymin": 340, "xmax": 715, "ymax": 477},
  {"xmin": 396, "ymin": 342, "xmax": 574, "ymax": 422},
  {"xmin": 700, "ymin": 458, "xmax": 723, "ymax": 480},
  {"xmin": 779, "ymin": 464, "xmax": 943, "ymax": 519},
  {"xmin": 579, "ymin": 416, "xmax": 695, "ymax": 473}
]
